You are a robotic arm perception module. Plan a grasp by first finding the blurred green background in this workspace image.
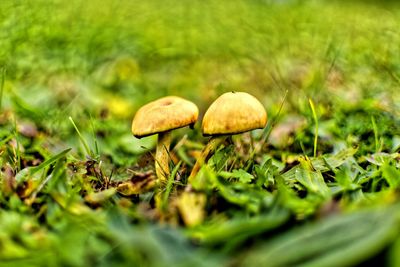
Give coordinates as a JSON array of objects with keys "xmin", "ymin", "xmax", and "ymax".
[
  {"xmin": 2, "ymin": 0, "xmax": 399, "ymax": 159},
  {"xmin": 2, "ymin": 0, "xmax": 399, "ymax": 111}
]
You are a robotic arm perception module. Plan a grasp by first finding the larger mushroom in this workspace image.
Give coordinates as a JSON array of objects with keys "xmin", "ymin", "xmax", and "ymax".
[
  {"xmin": 188, "ymin": 92, "xmax": 267, "ymax": 182},
  {"xmin": 132, "ymin": 96, "xmax": 199, "ymax": 185}
]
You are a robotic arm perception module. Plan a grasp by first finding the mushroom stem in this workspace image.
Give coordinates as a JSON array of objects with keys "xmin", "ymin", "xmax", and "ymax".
[
  {"xmin": 188, "ymin": 136, "xmax": 226, "ymax": 183},
  {"xmin": 155, "ymin": 131, "xmax": 172, "ymax": 185}
]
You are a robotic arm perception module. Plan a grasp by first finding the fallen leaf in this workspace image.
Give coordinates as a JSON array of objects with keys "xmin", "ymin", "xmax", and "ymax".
[{"xmin": 177, "ymin": 191, "xmax": 206, "ymax": 227}]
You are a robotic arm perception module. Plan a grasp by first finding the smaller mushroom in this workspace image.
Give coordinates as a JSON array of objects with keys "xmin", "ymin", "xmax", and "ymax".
[
  {"xmin": 188, "ymin": 92, "xmax": 267, "ymax": 182},
  {"xmin": 132, "ymin": 96, "xmax": 199, "ymax": 185}
]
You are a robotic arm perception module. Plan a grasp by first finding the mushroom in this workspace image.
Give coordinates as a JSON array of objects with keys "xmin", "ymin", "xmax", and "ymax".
[
  {"xmin": 132, "ymin": 96, "xmax": 199, "ymax": 185},
  {"xmin": 188, "ymin": 92, "xmax": 267, "ymax": 182}
]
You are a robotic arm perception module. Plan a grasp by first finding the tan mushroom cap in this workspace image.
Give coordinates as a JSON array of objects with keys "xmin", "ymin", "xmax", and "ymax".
[
  {"xmin": 202, "ymin": 92, "xmax": 267, "ymax": 136},
  {"xmin": 132, "ymin": 96, "xmax": 199, "ymax": 138}
]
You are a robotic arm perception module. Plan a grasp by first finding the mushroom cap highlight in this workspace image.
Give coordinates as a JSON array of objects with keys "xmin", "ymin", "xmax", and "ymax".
[
  {"xmin": 132, "ymin": 96, "xmax": 199, "ymax": 138},
  {"xmin": 202, "ymin": 92, "xmax": 267, "ymax": 136}
]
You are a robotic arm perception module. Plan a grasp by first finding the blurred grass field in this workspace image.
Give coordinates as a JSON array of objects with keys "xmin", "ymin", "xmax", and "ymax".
[{"xmin": 0, "ymin": 0, "xmax": 400, "ymax": 266}]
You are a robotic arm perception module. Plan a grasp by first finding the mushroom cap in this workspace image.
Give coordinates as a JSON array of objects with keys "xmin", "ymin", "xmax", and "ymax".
[
  {"xmin": 202, "ymin": 92, "xmax": 267, "ymax": 136},
  {"xmin": 132, "ymin": 96, "xmax": 199, "ymax": 138}
]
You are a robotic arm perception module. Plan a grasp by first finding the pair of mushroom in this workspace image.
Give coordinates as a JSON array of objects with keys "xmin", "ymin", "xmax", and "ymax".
[{"xmin": 131, "ymin": 92, "xmax": 267, "ymax": 186}]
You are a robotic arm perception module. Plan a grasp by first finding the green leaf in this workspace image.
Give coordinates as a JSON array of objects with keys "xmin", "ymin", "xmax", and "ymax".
[
  {"xmin": 189, "ymin": 208, "xmax": 289, "ymax": 248},
  {"xmin": 282, "ymin": 148, "xmax": 357, "ymax": 182},
  {"xmin": 295, "ymin": 167, "xmax": 330, "ymax": 198},
  {"xmin": 293, "ymin": 157, "xmax": 330, "ymax": 198},
  {"xmin": 254, "ymin": 159, "xmax": 276, "ymax": 188},
  {"xmin": 15, "ymin": 148, "xmax": 71, "ymax": 183},
  {"xmin": 241, "ymin": 206, "xmax": 399, "ymax": 267},
  {"xmin": 382, "ymin": 162, "xmax": 400, "ymax": 189},
  {"xmin": 229, "ymin": 169, "xmax": 255, "ymax": 184}
]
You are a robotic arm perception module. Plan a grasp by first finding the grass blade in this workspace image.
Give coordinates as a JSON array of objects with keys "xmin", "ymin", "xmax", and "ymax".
[
  {"xmin": 69, "ymin": 116, "xmax": 93, "ymax": 157},
  {"xmin": 29, "ymin": 148, "xmax": 72, "ymax": 175},
  {"xmin": 309, "ymin": 98, "xmax": 318, "ymax": 157},
  {"xmin": 0, "ymin": 67, "xmax": 5, "ymax": 111},
  {"xmin": 161, "ymin": 161, "xmax": 182, "ymax": 211}
]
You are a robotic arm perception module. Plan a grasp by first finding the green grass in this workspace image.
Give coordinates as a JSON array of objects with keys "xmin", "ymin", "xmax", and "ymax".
[{"xmin": 0, "ymin": 0, "xmax": 400, "ymax": 266}]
